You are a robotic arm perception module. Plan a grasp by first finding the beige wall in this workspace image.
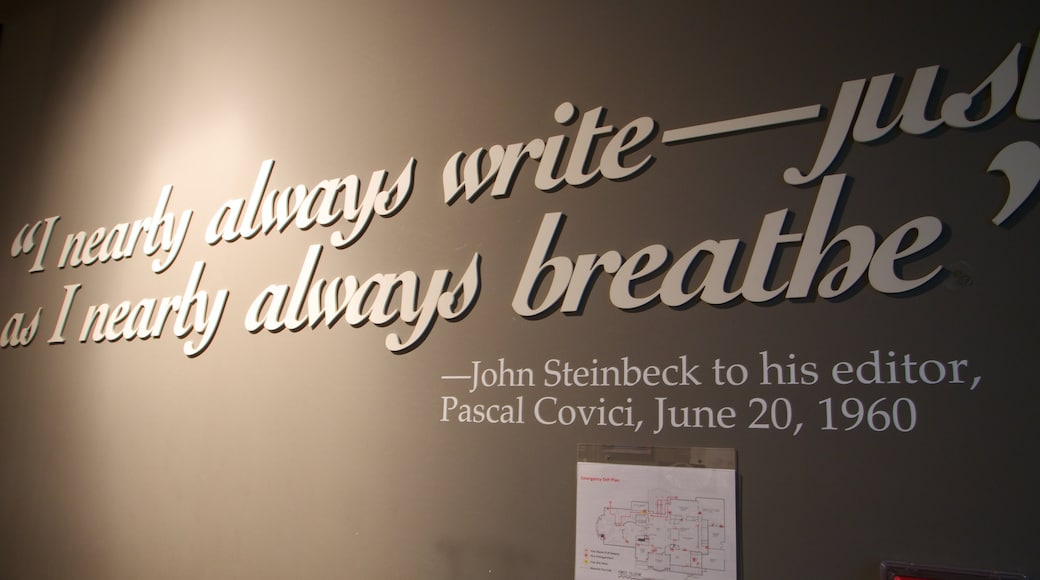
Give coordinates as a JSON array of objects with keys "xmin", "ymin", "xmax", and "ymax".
[{"xmin": 1, "ymin": 2, "xmax": 1038, "ymax": 579}]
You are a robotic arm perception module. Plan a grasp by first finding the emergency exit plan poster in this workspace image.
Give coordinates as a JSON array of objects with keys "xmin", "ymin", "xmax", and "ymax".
[{"xmin": 575, "ymin": 461, "xmax": 738, "ymax": 580}]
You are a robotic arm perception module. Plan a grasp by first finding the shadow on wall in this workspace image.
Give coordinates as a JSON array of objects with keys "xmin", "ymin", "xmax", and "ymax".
[
  {"xmin": 436, "ymin": 536, "xmax": 536, "ymax": 580},
  {"xmin": 0, "ymin": 3, "xmax": 123, "ymax": 579},
  {"xmin": 0, "ymin": 0, "xmax": 121, "ymax": 219}
]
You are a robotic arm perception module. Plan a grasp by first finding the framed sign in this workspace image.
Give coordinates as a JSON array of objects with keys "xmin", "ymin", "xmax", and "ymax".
[{"xmin": 576, "ymin": 446, "xmax": 738, "ymax": 580}]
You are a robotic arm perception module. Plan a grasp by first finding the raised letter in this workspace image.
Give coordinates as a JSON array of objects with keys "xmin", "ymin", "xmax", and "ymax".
[
  {"xmin": 784, "ymin": 79, "xmax": 866, "ymax": 185},
  {"xmin": 512, "ymin": 213, "xmax": 573, "ymax": 317}
]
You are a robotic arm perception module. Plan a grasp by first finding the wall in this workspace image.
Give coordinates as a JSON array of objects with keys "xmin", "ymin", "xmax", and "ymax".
[{"xmin": 1, "ymin": 2, "xmax": 1038, "ymax": 579}]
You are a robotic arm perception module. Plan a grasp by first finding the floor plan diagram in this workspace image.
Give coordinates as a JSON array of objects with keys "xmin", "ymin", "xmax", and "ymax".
[
  {"xmin": 576, "ymin": 461, "xmax": 737, "ymax": 580},
  {"xmin": 595, "ymin": 491, "xmax": 727, "ymax": 576}
]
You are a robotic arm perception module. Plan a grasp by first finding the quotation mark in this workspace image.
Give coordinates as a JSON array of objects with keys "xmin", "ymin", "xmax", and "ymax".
[{"xmin": 988, "ymin": 140, "xmax": 1040, "ymax": 227}]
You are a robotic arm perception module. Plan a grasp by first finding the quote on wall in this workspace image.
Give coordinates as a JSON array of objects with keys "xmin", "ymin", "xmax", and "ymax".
[{"xmin": 4, "ymin": 34, "xmax": 1039, "ymax": 366}]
